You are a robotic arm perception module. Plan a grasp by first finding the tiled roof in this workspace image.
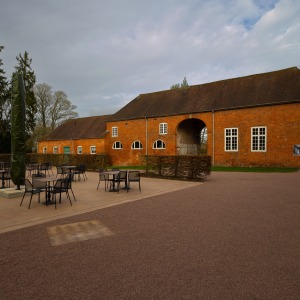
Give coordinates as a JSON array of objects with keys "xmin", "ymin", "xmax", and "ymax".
[
  {"xmin": 44, "ymin": 115, "xmax": 111, "ymax": 140},
  {"xmin": 110, "ymin": 67, "xmax": 300, "ymax": 121}
]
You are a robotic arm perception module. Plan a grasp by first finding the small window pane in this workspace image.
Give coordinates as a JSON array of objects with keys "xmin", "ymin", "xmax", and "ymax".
[
  {"xmin": 225, "ymin": 128, "xmax": 238, "ymax": 151},
  {"xmin": 112, "ymin": 127, "xmax": 118, "ymax": 137},
  {"xmin": 251, "ymin": 126, "xmax": 266, "ymax": 152},
  {"xmin": 159, "ymin": 123, "xmax": 168, "ymax": 134},
  {"xmin": 90, "ymin": 146, "xmax": 96, "ymax": 154}
]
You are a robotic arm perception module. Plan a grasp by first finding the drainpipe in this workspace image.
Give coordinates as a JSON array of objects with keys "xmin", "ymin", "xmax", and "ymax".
[
  {"xmin": 71, "ymin": 139, "xmax": 74, "ymax": 154},
  {"xmin": 145, "ymin": 116, "xmax": 148, "ymax": 174},
  {"xmin": 145, "ymin": 116, "xmax": 148, "ymax": 156},
  {"xmin": 212, "ymin": 110, "xmax": 215, "ymax": 166}
]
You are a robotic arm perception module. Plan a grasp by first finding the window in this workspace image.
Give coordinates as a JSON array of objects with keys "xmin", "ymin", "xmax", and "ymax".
[
  {"xmin": 90, "ymin": 146, "xmax": 96, "ymax": 154},
  {"xmin": 53, "ymin": 146, "xmax": 58, "ymax": 154},
  {"xmin": 153, "ymin": 139, "xmax": 166, "ymax": 149},
  {"xmin": 43, "ymin": 147, "xmax": 47, "ymax": 154},
  {"xmin": 112, "ymin": 126, "xmax": 118, "ymax": 137},
  {"xmin": 77, "ymin": 146, "xmax": 82, "ymax": 154},
  {"xmin": 251, "ymin": 126, "xmax": 267, "ymax": 152},
  {"xmin": 131, "ymin": 141, "xmax": 143, "ymax": 149},
  {"xmin": 113, "ymin": 141, "xmax": 123, "ymax": 149},
  {"xmin": 159, "ymin": 123, "xmax": 168, "ymax": 134},
  {"xmin": 225, "ymin": 128, "xmax": 238, "ymax": 151}
]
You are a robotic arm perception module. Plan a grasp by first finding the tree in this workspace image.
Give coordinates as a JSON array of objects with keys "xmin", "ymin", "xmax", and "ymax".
[
  {"xmin": 0, "ymin": 46, "xmax": 11, "ymax": 153},
  {"xmin": 170, "ymin": 76, "xmax": 189, "ymax": 89},
  {"xmin": 50, "ymin": 91, "xmax": 78, "ymax": 129},
  {"xmin": 34, "ymin": 83, "xmax": 53, "ymax": 128},
  {"xmin": 32, "ymin": 84, "xmax": 78, "ymax": 147},
  {"xmin": 10, "ymin": 72, "xmax": 26, "ymax": 189},
  {"xmin": 14, "ymin": 51, "xmax": 37, "ymax": 150}
]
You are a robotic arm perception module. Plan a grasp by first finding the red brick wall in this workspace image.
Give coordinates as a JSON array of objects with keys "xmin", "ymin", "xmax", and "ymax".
[
  {"xmin": 38, "ymin": 103, "xmax": 300, "ymax": 168},
  {"xmin": 38, "ymin": 138, "xmax": 105, "ymax": 155},
  {"xmin": 105, "ymin": 113, "xmax": 212, "ymax": 166},
  {"xmin": 212, "ymin": 103, "xmax": 300, "ymax": 167}
]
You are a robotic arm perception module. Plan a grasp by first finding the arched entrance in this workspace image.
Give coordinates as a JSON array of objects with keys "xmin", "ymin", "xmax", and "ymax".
[{"xmin": 176, "ymin": 118, "xmax": 207, "ymax": 155}]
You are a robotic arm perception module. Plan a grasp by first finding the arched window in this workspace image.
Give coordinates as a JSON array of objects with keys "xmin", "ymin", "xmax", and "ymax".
[
  {"xmin": 113, "ymin": 141, "xmax": 123, "ymax": 149},
  {"xmin": 131, "ymin": 141, "xmax": 143, "ymax": 149},
  {"xmin": 153, "ymin": 139, "xmax": 166, "ymax": 149}
]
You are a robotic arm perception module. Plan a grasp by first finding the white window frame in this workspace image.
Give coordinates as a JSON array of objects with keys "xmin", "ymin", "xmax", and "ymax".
[
  {"xmin": 159, "ymin": 123, "xmax": 168, "ymax": 135},
  {"xmin": 53, "ymin": 146, "xmax": 58, "ymax": 154},
  {"xmin": 153, "ymin": 139, "xmax": 166, "ymax": 149},
  {"xmin": 224, "ymin": 128, "xmax": 238, "ymax": 151},
  {"xmin": 90, "ymin": 146, "xmax": 96, "ymax": 154},
  {"xmin": 112, "ymin": 126, "xmax": 118, "ymax": 137},
  {"xmin": 113, "ymin": 141, "xmax": 123, "ymax": 149},
  {"xmin": 251, "ymin": 126, "xmax": 267, "ymax": 152},
  {"xmin": 43, "ymin": 147, "xmax": 47, "ymax": 154},
  {"xmin": 131, "ymin": 140, "xmax": 143, "ymax": 149},
  {"xmin": 77, "ymin": 146, "xmax": 83, "ymax": 154}
]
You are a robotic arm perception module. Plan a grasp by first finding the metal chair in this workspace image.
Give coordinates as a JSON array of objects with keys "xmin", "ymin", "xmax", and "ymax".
[
  {"xmin": 111, "ymin": 170, "xmax": 127, "ymax": 193},
  {"xmin": 39, "ymin": 162, "xmax": 51, "ymax": 176},
  {"xmin": 65, "ymin": 173, "xmax": 76, "ymax": 201},
  {"xmin": 127, "ymin": 171, "xmax": 141, "ymax": 193},
  {"xmin": 3, "ymin": 170, "xmax": 11, "ymax": 188},
  {"xmin": 20, "ymin": 179, "xmax": 43, "ymax": 209},
  {"xmin": 48, "ymin": 178, "xmax": 72, "ymax": 209},
  {"xmin": 32, "ymin": 173, "xmax": 47, "ymax": 192},
  {"xmin": 97, "ymin": 169, "xmax": 109, "ymax": 190},
  {"xmin": 56, "ymin": 165, "xmax": 66, "ymax": 178}
]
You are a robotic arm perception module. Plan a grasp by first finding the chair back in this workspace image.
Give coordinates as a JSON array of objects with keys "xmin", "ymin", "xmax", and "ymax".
[
  {"xmin": 128, "ymin": 171, "xmax": 140, "ymax": 181},
  {"xmin": 56, "ymin": 165, "xmax": 64, "ymax": 175},
  {"xmin": 24, "ymin": 179, "xmax": 33, "ymax": 192},
  {"xmin": 66, "ymin": 174, "xmax": 73, "ymax": 188},
  {"xmin": 3, "ymin": 170, "xmax": 11, "ymax": 179},
  {"xmin": 32, "ymin": 174, "xmax": 46, "ymax": 189},
  {"xmin": 99, "ymin": 169, "xmax": 108, "ymax": 180},
  {"xmin": 119, "ymin": 170, "xmax": 127, "ymax": 180}
]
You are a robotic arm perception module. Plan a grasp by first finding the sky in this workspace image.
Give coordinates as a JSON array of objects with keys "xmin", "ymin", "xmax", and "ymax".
[{"xmin": 1, "ymin": 0, "xmax": 300, "ymax": 118}]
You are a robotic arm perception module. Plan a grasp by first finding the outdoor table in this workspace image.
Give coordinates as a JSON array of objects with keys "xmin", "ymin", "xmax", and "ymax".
[
  {"xmin": 62, "ymin": 165, "xmax": 76, "ymax": 174},
  {"xmin": 33, "ymin": 176, "xmax": 58, "ymax": 205}
]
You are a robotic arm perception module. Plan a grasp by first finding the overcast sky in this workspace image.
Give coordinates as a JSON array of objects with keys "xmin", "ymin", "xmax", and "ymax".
[{"xmin": 1, "ymin": 0, "xmax": 299, "ymax": 118}]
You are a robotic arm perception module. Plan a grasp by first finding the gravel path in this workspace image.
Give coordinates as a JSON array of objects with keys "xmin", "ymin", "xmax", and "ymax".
[{"xmin": 1, "ymin": 171, "xmax": 299, "ymax": 300}]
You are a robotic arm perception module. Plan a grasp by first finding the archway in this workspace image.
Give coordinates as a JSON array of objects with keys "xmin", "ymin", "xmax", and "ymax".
[{"xmin": 176, "ymin": 118, "xmax": 207, "ymax": 155}]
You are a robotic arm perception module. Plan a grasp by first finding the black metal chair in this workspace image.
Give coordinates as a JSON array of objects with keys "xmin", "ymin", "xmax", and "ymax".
[
  {"xmin": 32, "ymin": 173, "xmax": 47, "ymax": 193},
  {"xmin": 76, "ymin": 164, "xmax": 87, "ymax": 181},
  {"xmin": 127, "ymin": 171, "xmax": 141, "ymax": 193},
  {"xmin": 3, "ymin": 170, "xmax": 11, "ymax": 188},
  {"xmin": 111, "ymin": 170, "xmax": 127, "ymax": 193},
  {"xmin": 65, "ymin": 173, "xmax": 76, "ymax": 201},
  {"xmin": 97, "ymin": 169, "xmax": 109, "ymax": 190},
  {"xmin": 48, "ymin": 178, "xmax": 72, "ymax": 209},
  {"xmin": 56, "ymin": 165, "xmax": 66, "ymax": 178},
  {"xmin": 39, "ymin": 162, "xmax": 51, "ymax": 176},
  {"xmin": 20, "ymin": 179, "xmax": 43, "ymax": 209}
]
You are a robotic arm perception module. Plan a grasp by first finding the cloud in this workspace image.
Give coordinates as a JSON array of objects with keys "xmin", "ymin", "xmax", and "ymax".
[{"xmin": 1, "ymin": 0, "xmax": 299, "ymax": 117}]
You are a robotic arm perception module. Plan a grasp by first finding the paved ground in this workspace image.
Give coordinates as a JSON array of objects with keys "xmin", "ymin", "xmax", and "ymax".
[{"xmin": 0, "ymin": 171, "xmax": 299, "ymax": 299}]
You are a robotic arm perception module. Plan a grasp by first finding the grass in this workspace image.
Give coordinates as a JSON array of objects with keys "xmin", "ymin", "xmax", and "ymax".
[
  {"xmin": 211, "ymin": 166, "xmax": 298, "ymax": 173},
  {"xmin": 107, "ymin": 165, "xmax": 147, "ymax": 170},
  {"xmin": 108, "ymin": 165, "xmax": 298, "ymax": 173}
]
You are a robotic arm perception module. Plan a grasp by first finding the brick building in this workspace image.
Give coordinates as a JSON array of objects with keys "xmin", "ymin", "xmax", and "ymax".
[{"xmin": 38, "ymin": 67, "xmax": 300, "ymax": 168}]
